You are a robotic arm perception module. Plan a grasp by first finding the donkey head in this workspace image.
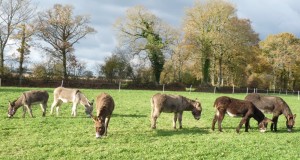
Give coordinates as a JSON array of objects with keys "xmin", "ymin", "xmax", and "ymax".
[
  {"xmin": 92, "ymin": 116, "xmax": 105, "ymax": 138},
  {"xmin": 7, "ymin": 101, "xmax": 17, "ymax": 118},
  {"xmin": 85, "ymin": 100, "xmax": 94, "ymax": 117},
  {"xmin": 258, "ymin": 117, "xmax": 273, "ymax": 133},
  {"xmin": 286, "ymin": 114, "xmax": 296, "ymax": 132},
  {"xmin": 191, "ymin": 99, "xmax": 202, "ymax": 120}
]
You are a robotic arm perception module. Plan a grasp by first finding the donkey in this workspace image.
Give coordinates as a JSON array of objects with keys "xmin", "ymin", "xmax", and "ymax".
[
  {"xmin": 212, "ymin": 96, "xmax": 273, "ymax": 133},
  {"xmin": 150, "ymin": 93, "xmax": 202, "ymax": 129},
  {"xmin": 91, "ymin": 93, "xmax": 115, "ymax": 138},
  {"xmin": 50, "ymin": 87, "xmax": 93, "ymax": 117},
  {"xmin": 245, "ymin": 93, "xmax": 296, "ymax": 132},
  {"xmin": 8, "ymin": 90, "xmax": 49, "ymax": 118}
]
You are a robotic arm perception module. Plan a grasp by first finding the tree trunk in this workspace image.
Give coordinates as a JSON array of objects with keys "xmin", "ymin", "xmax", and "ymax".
[
  {"xmin": 149, "ymin": 49, "xmax": 164, "ymax": 84},
  {"xmin": 18, "ymin": 48, "xmax": 24, "ymax": 86},
  {"xmin": 218, "ymin": 57, "xmax": 223, "ymax": 87},
  {"xmin": 18, "ymin": 25, "xmax": 26, "ymax": 86},
  {"xmin": 203, "ymin": 58, "xmax": 210, "ymax": 84},
  {"xmin": 0, "ymin": 46, "xmax": 4, "ymax": 76},
  {"xmin": 62, "ymin": 51, "xmax": 68, "ymax": 80}
]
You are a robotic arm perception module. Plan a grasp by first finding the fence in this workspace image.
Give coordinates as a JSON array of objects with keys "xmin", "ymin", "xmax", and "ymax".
[{"xmin": 1, "ymin": 78, "xmax": 299, "ymax": 100}]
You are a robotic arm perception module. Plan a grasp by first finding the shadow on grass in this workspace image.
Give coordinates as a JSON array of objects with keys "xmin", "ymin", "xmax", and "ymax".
[
  {"xmin": 113, "ymin": 113, "xmax": 147, "ymax": 118},
  {"xmin": 154, "ymin": 127, "xmax": 209, "ymax": 136},
  {"xmin": 47, "ymin": 116, "xmax": 91, "ymax": 119}
]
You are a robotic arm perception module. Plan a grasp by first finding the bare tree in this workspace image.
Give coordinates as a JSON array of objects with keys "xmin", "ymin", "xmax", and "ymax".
[
  {"xmin": 35, "ymin": 4, "xmax": 96, "ymax": 80},
  {"xmin": 0, "ymin": 0, "xmax": 35, "ymax": 75}
]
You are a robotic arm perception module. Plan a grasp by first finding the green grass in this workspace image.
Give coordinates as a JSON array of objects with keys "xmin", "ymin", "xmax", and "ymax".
[{"xmin": 0, "ymin": 87, "xmax": 299, "ymax": 159}]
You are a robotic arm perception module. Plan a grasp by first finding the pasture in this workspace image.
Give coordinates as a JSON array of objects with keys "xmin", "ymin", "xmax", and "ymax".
[{"xmin": 0, "ymin": 87, "xmax": 299, "ymax": 159}]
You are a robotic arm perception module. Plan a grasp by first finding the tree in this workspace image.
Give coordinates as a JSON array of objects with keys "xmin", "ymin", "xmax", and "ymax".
[
  {"xmin": 183, "ymin": 0, "xmax": 259, "ymax": 86},
  {"xmin": 100, "ymin": 53, "xmax": 132, "ymax": 82},
  {"xmin": 31, "ymin": 63, "xmax": 47, "ymax": 79},
  {"xmin": 0, "ymin": 0, "xmax": 35, "ymax": 75},
  {"xmin": 260, "ymin": 33, "xmax": 300, "ymax": 90},
  {"xmin": 13, "ymin": 23, "xmax": 35, "ymax": 85},
  {"xmin": 67, "ymin": 53, "xmax": 87, "ymax": 78},
  {"xmin": 35, "ymin": 4, "xmax": 96, "ymax": 80},
  {"xmin": 114, "ymin": 5, "xmax": 176, "ymax": 84}
]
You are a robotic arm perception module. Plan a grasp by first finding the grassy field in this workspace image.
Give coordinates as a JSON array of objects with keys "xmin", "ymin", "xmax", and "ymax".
[{"xmin": 0, "ymin": 87, "xmax": 299, "ymax": 159}]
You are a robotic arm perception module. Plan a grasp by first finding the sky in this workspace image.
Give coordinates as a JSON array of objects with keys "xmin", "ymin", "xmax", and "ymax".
[{"xmin": 21, "ymin": 0, "xmax": 300, "ymax": 73}]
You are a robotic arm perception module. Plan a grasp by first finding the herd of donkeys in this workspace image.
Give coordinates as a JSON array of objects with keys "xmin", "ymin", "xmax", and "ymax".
[{"xmin": 7, "ymin": 87, "xmax": 296, "ymax": 138}]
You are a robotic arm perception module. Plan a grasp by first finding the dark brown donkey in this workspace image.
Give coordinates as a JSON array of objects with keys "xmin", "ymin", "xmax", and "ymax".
[
  {"xmin": 245, "ymin": 93, "xmax": 296, "ymax": 132},
  {"xmin": 91, "ymin": 93, "xmax": 114, "ymax": 138},
  {"xmin": 212, "ymin": 96, "xmax": 272, "ymax": 133}
]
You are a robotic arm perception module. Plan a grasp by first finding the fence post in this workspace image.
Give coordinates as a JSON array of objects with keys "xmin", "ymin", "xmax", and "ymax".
[
  {"xmin": 298, "ymin": 91, "xmax": 299, "ymax": 100},
  {"xmin": 163, "ymin": 84, "xmax": 165, "ymax": 93},
  {"xmin": 246, "ymin": 87, "xmax": 248, "ymax": 94},
  {"xmin": 267, "ymin": 89, "xmax": 268, "ymax": 95},
  {"xmin": 61, "ymin": 80, "xmax": 63, "ymax": 87},
  {"xmin": 214, "ymin": 87, "xmax": 216, "ymax": 94},
  {"xmin": 232, "ymin": 85, "xmax": 235, "ymax": 94},
  {"xmin": 119, "ymin": 82, "xmax": 121, "ymax": 92},
  {"xmin": 286, "ymin": 90, "xmax": 288, "ymax": 95},
  {"xmin": 189, "ymin": 85, "xmax": 192, "ymax": 94}
]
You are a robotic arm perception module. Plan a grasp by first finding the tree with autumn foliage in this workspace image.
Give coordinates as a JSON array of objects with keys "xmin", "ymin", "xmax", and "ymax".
[
  {"xmin": 260, "ymin": 33, "xmax": 300, "ymax": 90},
  {"xmin": 183, "ymin": 0, "xmax": 259, "ymax": 87}
]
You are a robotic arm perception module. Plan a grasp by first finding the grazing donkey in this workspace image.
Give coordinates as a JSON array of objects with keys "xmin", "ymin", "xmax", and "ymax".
[
  {"xmin": 150, "ymin": 93, "xmax": 202, "ymax": 129},
  {"xmin": 91, "ymin": 93, "xmax": 115, "ymax": 138},
  {"xmin": 50, "ymin": 87, "xmax": 93, "ymax": 117},
  {"xmin": 8, "ymin": 90, "xmax": 49, "ymax": 118},
  {"xmin": 212, "ymin": 96, "xmax": 273, "ymax": 133},
  {"xmin": 245, "ymin": 93, "xmax": 296, "ymax": 132}
]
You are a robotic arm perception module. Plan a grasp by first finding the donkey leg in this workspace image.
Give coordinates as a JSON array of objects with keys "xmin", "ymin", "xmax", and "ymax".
[
  {"xmin": 245, "ymin": 118, "xmax": 250, "ymax": 132},
  {"xmin": 50, "ymin": 100, "xmax": 58, "ymax": 115},
  {"xmin": 151, "ymin": 110, "xmax": 159, "ymax": 129},
  {"xmin": 71, "ymin": 103, "xmax": 78, "ymax": 117},
  {"xmin": 173, "ymin": 113, "xmax": 178, "ymax": 129},
  {"xmin": 40, "ymin": 103, "xmax": 46, "ymax": 117},
  {"xmin": 54, "ymin": 101, "xmax": 62, "ymax": 116},
  {"xmin": 212, "ymin": 114, "xmax": 218, "ymax": 131},
  {"xmin": 237, "ymin": 117, "xmax": 247, "ymax": 133},
  {"xmin": 22, "ymin": 106, "xmax": 27, "ymax": 118},
  {"xmin": 26, "ymin": 105, "xmax": 34, "ymax": 118},
  {"xmin": 217, "ymin": 111, "xmax": 225, "ymax": 132},
  {"xmin": 271, "ymin": 116, "xmax": 279, "ymax": 132},
  {"xmin": 104, "ymin": 116, "xmax": 111, "ymax": 136},
  {"xmin": 178, "ymin": 112, "xmax": 183, "ymax": 129}
]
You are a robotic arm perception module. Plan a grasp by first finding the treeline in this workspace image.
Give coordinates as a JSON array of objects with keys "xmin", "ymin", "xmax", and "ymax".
[{"xmin": 1, "ymin": 0, "xmax": 300, "ymax": 90}]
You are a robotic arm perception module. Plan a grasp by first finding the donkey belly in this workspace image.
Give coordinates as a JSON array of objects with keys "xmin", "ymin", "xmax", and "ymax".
[
  {"xmin": 226, "ymin": 110, "xmax": 243, "ymax": 117},
  {"xmin": 58, "ymin": 96, "xmax": 74, "ymax": 103}
]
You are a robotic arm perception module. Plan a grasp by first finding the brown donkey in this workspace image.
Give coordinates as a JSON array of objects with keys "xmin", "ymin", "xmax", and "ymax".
[
  {"xmin": 91, "ymin": 93, "xmax": 115, "ymax": 138},
  {"xmin": 245, "ymin": 93, "xmax": 296, "ymax": 132},
  {"xmin": 212, "ymin": 96, "xmax": 272, "ymax": 133}
]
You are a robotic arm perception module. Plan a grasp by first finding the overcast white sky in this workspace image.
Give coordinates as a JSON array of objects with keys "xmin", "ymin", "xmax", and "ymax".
[{"xmin": 20, "ymin": 0, "xmax": 300, "ymax": 72}]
